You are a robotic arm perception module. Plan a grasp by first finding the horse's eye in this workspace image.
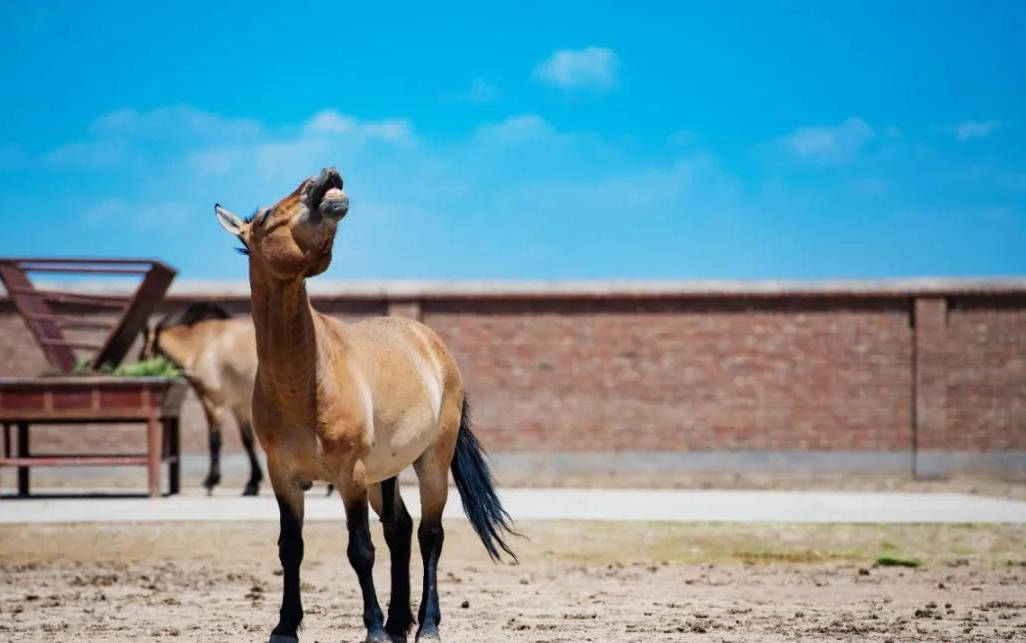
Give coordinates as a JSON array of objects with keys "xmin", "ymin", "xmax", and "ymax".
[{"xmin": 258, "ymin": 208, "xmax": 273, "ymax": 226}]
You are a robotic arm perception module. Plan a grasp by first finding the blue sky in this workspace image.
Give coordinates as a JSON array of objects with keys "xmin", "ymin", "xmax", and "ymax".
[{"xmin": 1, "ymin": 1, "xmax": 1024, "ymax": 280}]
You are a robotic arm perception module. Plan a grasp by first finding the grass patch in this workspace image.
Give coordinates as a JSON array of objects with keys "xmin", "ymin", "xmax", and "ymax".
[
  {"xmin": 875, "ymin": 555, "xmax": 920, "ymax": 568},
  {"xmin": 474, "ymin": 522, "xmax": 1025, "ymax": 567},
  {"xmin": 733, "ymin": 550, "xmax": 831, "ymax": 564}
]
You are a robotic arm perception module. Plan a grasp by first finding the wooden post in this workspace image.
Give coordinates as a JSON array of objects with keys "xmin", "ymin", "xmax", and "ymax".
[
  {"xmin": 168, "ymin": 417, "xmax": 180, "ymax": 495},
  {"xmin": 16, "ymin": 423, "xmax": 29, "ymax": 496},
  {"xmin": 146, "ymin": 415, "xmax": 161, "ymax": 497},
  {"xmin": 1, "ymin": 423, "xmax": 8, "ymax": 498}
]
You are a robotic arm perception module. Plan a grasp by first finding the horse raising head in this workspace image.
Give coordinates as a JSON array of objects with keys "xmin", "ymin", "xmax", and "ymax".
[{"xmin": 214, "ymin": 167, "xmax": 349, "ymax": 281}]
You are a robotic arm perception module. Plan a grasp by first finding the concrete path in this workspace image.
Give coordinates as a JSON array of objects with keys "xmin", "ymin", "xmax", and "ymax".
[{"xmin": 2, "ymin": 487, "xmax": 1026, "ymax": 524}]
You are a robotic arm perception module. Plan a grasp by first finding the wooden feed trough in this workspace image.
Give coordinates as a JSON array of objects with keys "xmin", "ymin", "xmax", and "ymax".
[{"xmin": 0, "ymin": 258, "xmax": 184, "ymax": 497}]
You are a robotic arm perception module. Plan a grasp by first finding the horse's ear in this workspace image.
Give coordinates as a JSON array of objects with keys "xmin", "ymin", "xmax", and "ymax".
[{"xmin": 215, "ymin": 204, "xmax": 245, "ymax": 236}]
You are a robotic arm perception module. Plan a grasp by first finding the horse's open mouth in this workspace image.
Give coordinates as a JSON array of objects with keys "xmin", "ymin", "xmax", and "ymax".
[
  {"xmin": 312, "ymin": 168, "xmax": 348, "ymax": 221},
  {"xmin": 322, "ymin": 171, "xmax": 343, "ymax": 192}
]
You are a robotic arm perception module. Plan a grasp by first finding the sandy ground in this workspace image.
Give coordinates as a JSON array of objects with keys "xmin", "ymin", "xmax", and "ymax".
[{"xmin": 0, "ymin": 521, "xmax": 1024, "ymax": 642}]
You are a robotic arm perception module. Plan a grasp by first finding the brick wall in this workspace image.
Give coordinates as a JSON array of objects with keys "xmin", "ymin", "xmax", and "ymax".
[
  {"xmin": 944, "ymin": 298, "xmax": 1026, "ymax": 451},
  {"xmin": 1, "ymin": 280, "xmax": 1024, "ymax": 474},
  {"xmin": 424, "ymin": 298, "xmax": 913, "ymax": 453}
]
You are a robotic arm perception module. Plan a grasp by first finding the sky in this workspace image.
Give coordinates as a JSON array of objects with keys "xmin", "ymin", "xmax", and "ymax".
[{"xmin": 1, "ymin": 1, "xmax": 1024, "ymax": 281}]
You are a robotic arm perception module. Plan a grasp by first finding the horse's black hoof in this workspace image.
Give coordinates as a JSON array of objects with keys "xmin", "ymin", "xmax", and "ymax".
[
  {"xmin": 385, "ymin": 618, "xmax": 413, "ymax": 643},
  {"xmin": 242, "ymin": 483, "xmax": 260, "ymax": 496},
  {"xmin": 268, "ymin": 635, "xmax": 298, "ymax": 643},
  {"xmin": 366, "ymin": 632, "xmax": 392, "ymax": 643},
  {"xmin": 415, "ymin": 633, "xmax": 441, "ymax": 642},
  {"xmin": 202, "ymin": 473, "xmax": 221, "ymax": 493}
]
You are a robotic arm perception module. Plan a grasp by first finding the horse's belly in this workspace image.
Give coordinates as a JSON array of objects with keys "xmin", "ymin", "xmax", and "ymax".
[{"xmin": 364, "ymin": 413, "xmax": 438, "ymax": 483}]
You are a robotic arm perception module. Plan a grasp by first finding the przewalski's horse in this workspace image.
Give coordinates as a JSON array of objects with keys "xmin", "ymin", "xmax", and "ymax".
[
  {"xmin": 140, "ymin": 304, "xmax": 264, "ymax": 495},
  {"xmin": 213, "ymin": 167, "xmax": 516, "ymax": 643}
]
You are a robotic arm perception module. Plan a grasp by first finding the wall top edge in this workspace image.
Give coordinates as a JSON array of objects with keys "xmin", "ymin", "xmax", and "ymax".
[{"xmin": 4, "ymin": 277, "xmax": 1026, "ymax": 302}]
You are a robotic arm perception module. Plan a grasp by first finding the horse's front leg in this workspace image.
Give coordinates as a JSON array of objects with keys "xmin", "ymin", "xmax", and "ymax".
[
  {"xmin": 340, "ymin": 468, "xmax": 390, "ymax": 643},
  {"xmin": 268, "ymin": 461, "xmax": 306, "ymax": 643}
]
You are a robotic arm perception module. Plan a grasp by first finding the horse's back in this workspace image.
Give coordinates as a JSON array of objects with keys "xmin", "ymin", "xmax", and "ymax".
[{"xmin": 326, "ymin": 315, "xmax": 462, "ymax": 395}]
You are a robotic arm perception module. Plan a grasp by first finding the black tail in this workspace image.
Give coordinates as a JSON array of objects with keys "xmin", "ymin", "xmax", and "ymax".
[{"xmin": 451, "ymin": 396, "xmax": 519, "ymax": 563}]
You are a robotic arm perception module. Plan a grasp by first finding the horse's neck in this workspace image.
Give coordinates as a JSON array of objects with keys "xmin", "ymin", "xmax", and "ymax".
[{"xmin": 249, "ymin": 269, "xmax": 323, "ymax": 412}]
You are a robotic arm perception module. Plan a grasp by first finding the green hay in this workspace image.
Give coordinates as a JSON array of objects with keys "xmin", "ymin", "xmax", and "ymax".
[{"xmin": 72, "ymin": 356, "xmax": 181, "ymax": 378}]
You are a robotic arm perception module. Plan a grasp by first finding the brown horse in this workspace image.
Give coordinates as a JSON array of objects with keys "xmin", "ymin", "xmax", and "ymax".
[
  {"xmin": 214, "ymin": 167, "xmax": 516, "ymax": 643},
  {"xmin": 140, "ymin": 304, "xmax": 264, "ymax": 495}
]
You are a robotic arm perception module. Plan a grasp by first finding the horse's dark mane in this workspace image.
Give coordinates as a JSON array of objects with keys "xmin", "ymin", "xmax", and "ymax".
[
  {"xmin": 155, "ymin": 302, "xmax": 232, "ymax": 331},
  {"xmin": 234, "ymin": 207, "xmax": 262, "ymax": 255}
]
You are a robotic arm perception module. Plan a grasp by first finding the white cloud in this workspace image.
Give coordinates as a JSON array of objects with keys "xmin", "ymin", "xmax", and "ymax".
[
  {"xmin": 41, "ymin": 106, "xmax": 415, "ymax": 178},
  {"xmin": 955, "ymin": 120, "xmax": 1000, "ymax": 141},
  {"xmin": 14, "ymin": 101, "xmax": 1025, "ymax": 280},
  {"xmin": 42, "ymin": 106, "xmax": 265, "ymax": 169},
  {"xmin": 474, "ymin": 114, "xmax": 555, "ymax": 144},
  {"xmin": 188, "ymin": 148, "xmax": 236, "ymax": 175},
  {"xmin": 81, "ymin": 198, "xmax": 129, "ymax": 224},
  {"xmin": 303, "ymin": 110, "xmax": 414, "ymax": 143},
  {"xmin": 81, "ymin": 198, "xmax": 194, "ymax": 229},
  {"xmin": 777, "ymin": 117, "xmax": 875, "ymax": 161},
  {"xmin": 43, "ymin": 139, "xmax": 129, "ymax": 168},
  {"xmin": 533, "ymin": 46, "xmax": 620, "ymax": 90},
  {"xmin": 460, "ymin": 78, "xmax": 500, "ymax": 103},
  {"xmin": 89, "ymin": 105, "xmax": 264, "ymax": 141}
]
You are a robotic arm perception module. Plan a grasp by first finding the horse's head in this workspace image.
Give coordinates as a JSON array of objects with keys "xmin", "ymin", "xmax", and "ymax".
[{"xmin": 215, "ymin": 167, "xmax": 349, "ymax": 281}]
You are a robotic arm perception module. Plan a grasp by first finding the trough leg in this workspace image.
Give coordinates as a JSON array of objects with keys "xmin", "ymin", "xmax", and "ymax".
[
  {"xmin": 16, "ymin": 422, "xmax": 30, "ymax": 497},
  {"xmin": 0, "ymin": 423, "xmax": 7, "ymax": 497},
  {"xmin": 146, "ymin": 416, "xmax": 161, "ymax": 498},
  {"xmin": 168, "ymin": 417, "xmax": 180, "ymax": 495}
]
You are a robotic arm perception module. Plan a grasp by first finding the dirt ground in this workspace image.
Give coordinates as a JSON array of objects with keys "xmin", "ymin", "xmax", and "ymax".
[{"xmin": 0, "ymin": 521, "xmax": 1024, "ymax": 642}]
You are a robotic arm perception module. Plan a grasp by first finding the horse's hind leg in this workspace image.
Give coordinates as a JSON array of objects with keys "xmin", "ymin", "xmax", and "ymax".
[
  {"xmin": 370, "ymin": 477, "xmax": 415, "ymax": 642},
  {"xmin": 199, "ymin": 399, "xmax": 223, "ymax": 494},
  {"xmin": 339, "ymin": 465, "xmax": 390, "ymax": 643},
  {"xmin": 412, "ymin": 410, "xmax": 459, "ymax": 642},
  {"xmin": 235, "ymin": 410, "xmax": 263, "ymax": 496}
]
